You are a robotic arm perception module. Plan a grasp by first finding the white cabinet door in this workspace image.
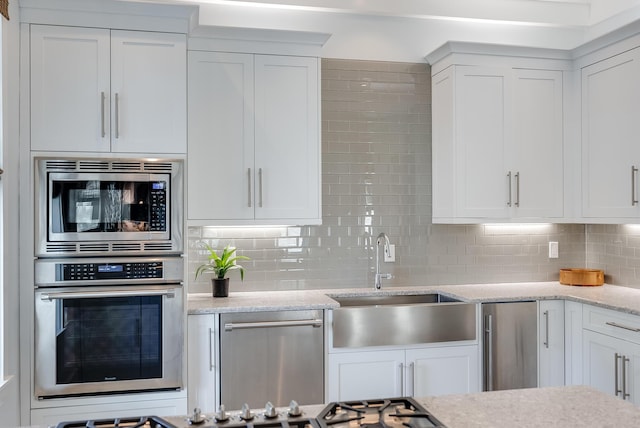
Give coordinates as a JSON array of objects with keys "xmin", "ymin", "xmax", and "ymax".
[
  {"xmin": 511, "ymin": 69, "xmax": 564, "ymax": 218},
  {"xmin": 327, "ymin": 350, "xmax": 404, "ymax": 401},
  {"xmin": 582, "ymin": 329, "xmax": 640, "ymax": 404},
  {"xmin": 582, "ymin": 47, "xmax": 640, "ymax": 219},
  {"xmin": 408, "ymin": 345, "xmax": 480, "ymax": 397},
  {"xmin": 187, "ymin": 51, "xmax": 255, "ymax": 221},
  {"xmin": 187, "ymin": 53, "xmax": 321, "ymax": 224},
  {"xmin": 432, "ymin": 63, "xmax": 564, "ymax": 223},
  {"xmin": 30, "ymin": 25, "xmax": 111, "ymax": 152},
  {"xmin": 111, "ymin": 30, "xmax": 186, "ymax": 154},
  {"xmin": 254, "ymin": 55, "xmax": 321, "ymax": 222},
  {"xmin": 538, "ymin": 300, "xmax": 565, "ymax": 387},
  {"xmin": 30, "ymin": 25, "xmax": 186, "ymax": 154},
  {"xmin": 187, "ymin": 314, "xmax": 217, "ymax": 414},
  {"xmin": 454, "ymin": 66, "xmax": 510, "ymax": 218}
]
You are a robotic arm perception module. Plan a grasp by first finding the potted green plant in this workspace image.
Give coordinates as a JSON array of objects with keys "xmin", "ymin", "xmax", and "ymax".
[{"xmin": 195, "ymin": 243, "xmax": 250, "ymax": 297}]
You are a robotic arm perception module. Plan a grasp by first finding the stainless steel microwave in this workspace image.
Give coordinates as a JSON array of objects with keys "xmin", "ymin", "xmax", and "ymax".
[{"xmin": 35, "ymin": 157, "xmax": 183, "ymax": 257}]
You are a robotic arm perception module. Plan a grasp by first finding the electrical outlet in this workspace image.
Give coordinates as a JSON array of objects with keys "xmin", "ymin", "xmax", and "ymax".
[
  {"xmin": 384, "ymin": 244, "xmax": 396, "ymax": 262},
  {"xmin": 549, "ymin": 241, "xmax": 559, "ymax": 259}
]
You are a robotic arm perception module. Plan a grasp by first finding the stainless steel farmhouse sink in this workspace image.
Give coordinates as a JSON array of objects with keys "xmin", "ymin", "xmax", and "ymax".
[
  {"xmin": 332, "ymin": 293, "xmax": 462, "ymax": 307},
  {"xmin": 330, "ymin": 293, "xmax": 476, "ymax": 348}
]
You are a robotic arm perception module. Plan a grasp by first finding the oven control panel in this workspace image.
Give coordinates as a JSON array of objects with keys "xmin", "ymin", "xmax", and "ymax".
[{"xmin": 58, "ymin": 261, "xmax": 164, "ymax": 281}]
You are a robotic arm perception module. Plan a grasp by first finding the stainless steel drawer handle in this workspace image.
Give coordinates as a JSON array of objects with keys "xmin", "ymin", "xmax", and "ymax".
[
  {"xmin": 41, "ymin": 289, "xmax": 176, "ymax": 301},
  {"xmin": 623, "ymin": 355, "xmax": 630, "ymax": 400},
  {"xmin": 543, "ymin": 310, "xmax": 549, "ymax": 349},
  {"xmin": 633, "ymin": 166, "xmax": 638, "ymax": 206},
  {"xmin": 115, "ymin": 92, "xmax": 120, "ymax": 139},
  {"xmin": 606, "ymin": 321, "xmax": 640, "ymax": 333},
  {"xmin": 514, "ymin": 171, "xmax": 520, "ymax": 207},
  {"xmin": 484, "ymin": 314, "xmax": 493, "ymax": 391},
  {"xmin": 224, "ymin": 319, "xmax": 323, "ymax": 331},
  {"xmin": 506, "ymin": 171, "xmax": 512, "ymax": 207},
  {"xmin": 209, "ymin": 327, "xmax": 215, "ymax": 371},
  {"xmin": 615, "ymin": 353, "xmax": 622, "ymax": 396},
  {"xmin": 100, "ymin": 91, "xmax": 106, "ymax": 138},
  {"xmin": 258, "ymin": 168, "xmax": 264, "ymax": 208},
  {"xmin": 247, "ymin": 168, "xmax": 252, "ymax": 208}
]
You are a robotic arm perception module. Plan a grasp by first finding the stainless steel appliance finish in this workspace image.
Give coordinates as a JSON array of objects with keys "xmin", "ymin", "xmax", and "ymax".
[
  {"xmin": 332, "ymin": 299, "xmax": 476, "ymax": 348},
  {"xmin": 34, "ymin": 284, "xmax": 183, "ymax": 398},
  {"xmin": 35, "ymin": 157, "xmax": 184, "ymax": 256},
  {"xmin": 315, "ymin": 397, "xmax": 444, "ymax": 428},
  {"xmin": 35, "ymin": 256, "xmax": 184, "ymax": 287},
  {"xmin": 34, "ymin": 256, "xmax": 184, "ymax": 399},
  {"xmin": 482, "ymin": 301, "xmax": 538, "ymax": 391},
  {"xmin": 220, "ymin": 310, "xmax": 324, "ymax": 409}
]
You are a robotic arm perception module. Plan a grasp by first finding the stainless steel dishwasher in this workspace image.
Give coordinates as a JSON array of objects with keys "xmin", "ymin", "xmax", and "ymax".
[{"xmin": 220, "ymin": 310, "xmax": 324, "ymax": 409}]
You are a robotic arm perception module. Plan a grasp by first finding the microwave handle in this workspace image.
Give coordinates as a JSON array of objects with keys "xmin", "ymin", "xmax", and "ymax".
[{"xmin": 41, "ymin": 289, "xmax": 176, "ymax": 301}]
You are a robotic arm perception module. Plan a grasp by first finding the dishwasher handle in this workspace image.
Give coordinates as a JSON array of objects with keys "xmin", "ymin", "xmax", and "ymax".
[{"xmin": 224, "ymin": 318, "xmax": 323, "ymax": 331}]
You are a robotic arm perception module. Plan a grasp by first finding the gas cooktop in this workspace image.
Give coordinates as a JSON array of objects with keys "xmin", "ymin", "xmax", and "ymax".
[
  {"xmin": 315, "ymin": 397, "xmax": 444, "ymax": 428},
  {"xmin": 54, "ymin": 397, "xmax": 444, "ymax": 428}
]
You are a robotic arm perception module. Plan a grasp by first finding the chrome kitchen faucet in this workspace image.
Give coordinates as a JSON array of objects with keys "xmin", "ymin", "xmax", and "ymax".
[{"xmin": 375, "ymin": 232, "xmax": 392, "ymax": 289}]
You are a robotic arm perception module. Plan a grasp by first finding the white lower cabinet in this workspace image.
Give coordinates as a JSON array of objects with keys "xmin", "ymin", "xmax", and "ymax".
[
  {"xmin": 187, "ymin": 314, "xmax": 218, "ymax": 413},
  {"xmin": 538, "ymin": 300, "xmax": 565, "ymax": 387},
  {"xmin": 583, "ymin": 330, "xmax": 640, "ymax": 404},
  {"xmin": 582, "ymin": 304, "xmax": 640, "ymax": 404},
  {"xmin": 327, "ymin": 345, "xmax": 479, "ymax": 401}
]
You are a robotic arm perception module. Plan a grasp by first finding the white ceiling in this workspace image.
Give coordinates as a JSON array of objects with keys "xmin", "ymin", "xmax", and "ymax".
[{"xmin": 147, "ymin": 0, "xmax": 640, "ymax": 61}]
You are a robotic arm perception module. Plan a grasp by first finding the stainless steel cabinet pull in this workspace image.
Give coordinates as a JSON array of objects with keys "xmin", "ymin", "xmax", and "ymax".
[
  {"xmin": 115, "ymin": 92, "xmax": 120, "ymax": 139},
  {"xmin": 633, "ymin": 166, "xmax": 638, "ymax": 206},
  {"xmin": 247, "ymin": 168, "xmax": 252, "ymax": 208},
  {"xmin": 615, "ymin": 353, "xmax": 622, "ymax": 396},
  {"xmin": 606, "ymin": 321, "xmax": 640, "ymax": 333},
  {"xmin": 506, "ymin": 171, "xmax": 512, "ymax": 207},
  {"xmin": 208, "ymin": 327, "xmax": 214, "ymax": 371},
  {"xmin": 515, "ymin": 172, "xmax": 520, "ymax": 207},
  {"xmin": 623, "ymin": 355, "xmax": 630, "ymax": 399},
  {"xmin": 41, "ymin": 289, "xmax": 175, "ymax": 301},
  {"xmin": 399, "ymin": 363, "xmax": 405, "ymax": 394},
  {"xmin": 543, "ymin": 310, "xmax": 549, "ymax": 349},
  {"xmin": 409, "ymin": 362, "xmax": 415, "ymax": 396},
  {"xmin": 224, "ymin": 319, "xmax": 323, "ymax": 331},
  {"xmin": 100, "ymin": 91, "xmax": 106, "ymax": 138},
  {"xmin": 485, "ymin": 314, "xmax": 494, "ymax": 391},
  {"xmin": 258, "ymin": 168, "xmax": 263, "ymax": 208}
]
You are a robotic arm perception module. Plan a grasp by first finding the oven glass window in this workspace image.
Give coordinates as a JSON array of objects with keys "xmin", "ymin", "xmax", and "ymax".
[
  {"xmin": 56, "ymin": 296, "xmax": 163, "ymax": 384},
  {"xmin": 50, "ymin": 179, "xmax": 167, "ymax": 233}
]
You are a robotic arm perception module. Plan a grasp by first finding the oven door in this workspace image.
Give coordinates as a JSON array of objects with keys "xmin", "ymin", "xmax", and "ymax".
[{"xmin": 34, "ymin": 284, "xmax": 183, "ymax": 399}]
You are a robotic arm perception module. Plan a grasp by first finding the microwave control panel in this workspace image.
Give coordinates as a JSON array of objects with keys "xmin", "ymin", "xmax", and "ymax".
[{"xmin": 58, "ymin": 261, "xmax": 164, "ymax": 281}]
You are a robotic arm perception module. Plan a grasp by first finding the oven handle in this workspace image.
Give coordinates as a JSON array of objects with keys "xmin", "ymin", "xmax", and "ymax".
[{"xmin": 40, "ymin": 289, "xmax": 176, "ymax": 301}]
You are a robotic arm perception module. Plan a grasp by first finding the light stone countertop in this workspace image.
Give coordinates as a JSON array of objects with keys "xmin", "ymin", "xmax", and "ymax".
[
  {"xmin": 187, "ymin": 281, "xmax": 640, "ymax": 315},
  {"xmin": 159, "ymin": 386, "xmax": 638, "ymax": 428},
  {"xmin": 419, "ymin": 385, "xmax": 640, "ymax": 427}
]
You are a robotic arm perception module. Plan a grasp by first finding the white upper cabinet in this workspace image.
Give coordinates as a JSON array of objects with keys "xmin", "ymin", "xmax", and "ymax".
[
  {"xmin": 30, "ymin": 25, "xmax": 186, "ymax": 154},
  {"xmin": 432, "ymin": 61, "xmax": 564, "ymax": 223},
  {"xmin": 188, "ymin": 51, "xmax": 321, "ymax": 225},
  {"xmin": 581, "ymin": 47, "xmax": 640, "ymax": 220}
]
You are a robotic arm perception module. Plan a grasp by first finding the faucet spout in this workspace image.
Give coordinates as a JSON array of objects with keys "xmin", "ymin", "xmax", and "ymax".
[{"xmin": 374, "ymin": 233, "xmax": 392, "ymax": 290}]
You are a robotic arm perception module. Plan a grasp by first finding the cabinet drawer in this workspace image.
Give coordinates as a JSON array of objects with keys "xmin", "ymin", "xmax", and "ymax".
[{"xmin": 583, "ymin": 304, "xmax": 640, "ymax": 344}]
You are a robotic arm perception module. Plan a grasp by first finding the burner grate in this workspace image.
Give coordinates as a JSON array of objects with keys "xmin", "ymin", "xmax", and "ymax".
[
  {"xmin": 55, "ymin": 415, "xmax": 178, "ymax": 428},
  {"xmin": 316, "ymin": 398, "xmax": 444, "ymax": 428}
]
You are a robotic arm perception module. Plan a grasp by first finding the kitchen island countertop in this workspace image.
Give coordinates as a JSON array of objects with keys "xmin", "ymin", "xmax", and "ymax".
[
  {"xmin": 419, "ymin": 385, "xmax": 640, "ymax": 427},
  {"xmin": 159, "ymin": 386, "xmax": 639, "ymax": 428},
  {"xmin": 188, "ymin": 281, "xmax": 640, "ymax": 316}
]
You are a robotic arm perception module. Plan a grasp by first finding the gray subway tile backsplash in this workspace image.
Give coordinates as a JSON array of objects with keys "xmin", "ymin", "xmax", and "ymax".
[{"xmin": 188, "ymin": 58, "xmax": 638, "ymax": 293}]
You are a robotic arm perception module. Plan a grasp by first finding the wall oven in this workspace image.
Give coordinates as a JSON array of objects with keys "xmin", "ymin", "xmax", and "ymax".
[
  {"xmin": 35, "ymin": 157, "xmax": 183, "ymax": 257},
  {"xmin": 34, "ymin": 256, "xmax": 184, "ymax": 399}
]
